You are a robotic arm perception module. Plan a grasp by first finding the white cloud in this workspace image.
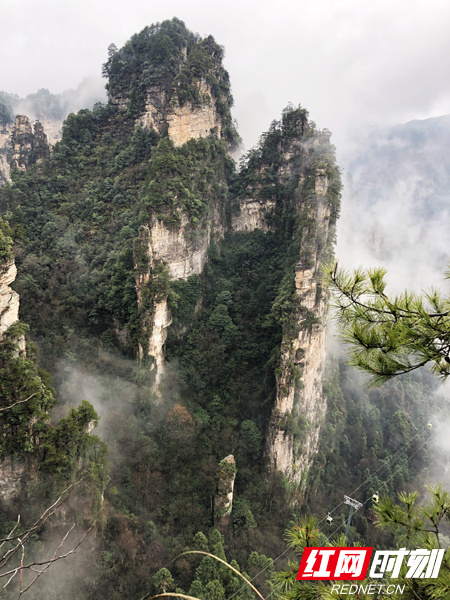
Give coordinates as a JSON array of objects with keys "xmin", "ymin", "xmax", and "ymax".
[{"xmin": 1, "ymin": 0, "xmax": 450, "ymax": 153}]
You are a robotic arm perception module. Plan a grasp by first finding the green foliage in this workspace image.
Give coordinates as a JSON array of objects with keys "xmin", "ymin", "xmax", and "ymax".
[
  {"xmin": 41, "ymin": 399, "xmax": 102, "ymax": 479},
  {"xmin": 166, "ymin": 230, "xmax": 286, "ymax": 466},
  {"xmin": 0, "ymin": 322, "xmax": 56, "ymax": 457},
  {"xmin": 305, "ymin": 354, "xmax": 445, "ymax": 549},
  {"xmin": 171, "ymin": 535, "xmax": 261, "ymax": 600},
  {"xmin": 0, "ymin": 218, "xmax": 13, "ymax": 262},
  {"xmin": 0, "ymin": 321, "xmax": 107, "ymax": 495},
  {"xmin": 103, "ymin": 18, "xmax": 198, "ymax": 114},
  {"xmin": 233, "ymin": 499, "xmax": 257, "ymax": 530},
  {"xmin": 0, "ymin": 103, "xmax": 158, "ymax": 364},
  {"xmin": 218, "ymin": 457, "xmax": 237, "ymax": 478},
  {"xmin": 153, "ymin": 567, "xmax": 175, "ymax": 593},
  {"xmin": 326, "ymin": 263, "xmax": 450, "ymax": 384},
  {"xmin": 142, "ymin": 135, "xmax": 230, "ymax": 225}
]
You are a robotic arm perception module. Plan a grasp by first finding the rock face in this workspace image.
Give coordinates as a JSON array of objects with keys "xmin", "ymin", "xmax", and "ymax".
[
  {"xmin": 0, "ymin": 116, "xmax": 56, "ymax": 185},
  {"xmin": 0, "ymin": 457, "xmax": 26, "ymax": 502},
  {"xmin": 137, "ymin": 86, "xmax": 168, "ymax": 133},
  {"xmin": 135, "ymin": 207, "xmax": 225, "ymax": 389},
  {"xmin": 0, "ymin": 259, "xmax": 20, "ymax": 336},
  {"xmin": 268, "ymin": 165, "xmax": 333, "ymax": 486},
  {"xmin": 230, "ymin": 115, "xmax": 339, "ymax": 488},
  {"xmin": 0, "ymin": 124, "xmax": 13, "ymax": 185},
  {"xmin": 231, "ymin": 199, "xmax": 276, "ymax": 232},
  {"xmin": 11, "ymin": 115, "xmax": 34, "ymax": 170},
  {"xmin": 146, "ymin": 299, "xmax": 172, "ymax": 389},
  {"xmin": 0, "ymin": 258, "xmax": 27, "ymax": 501},
  {"xmin": 167, "ymin": 81, "xmax": 222, "ymax": 146},
  {"xmin": 137, "ymin": 80, "xmax": 222, "ymax": 147},
  {"xmin": 147, "ymin": 214, "xmax": 214, "ymax": 280},
  {"xmin": 138, "ymin": 79, "xmax": 225, "ymax": 148},
  {"xmin": 0, "ymin": 258, "xmax": 25, "ymax": 353},
  {"xmin": 214, "ymin": 455, "xmax": 236, "ymax": 530},
  {"xmin": 10, "ymin": 115, "xmax": 50, "ymax": 171}
]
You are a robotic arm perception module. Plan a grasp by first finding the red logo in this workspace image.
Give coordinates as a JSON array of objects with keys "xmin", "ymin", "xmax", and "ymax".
[{"xmin": 297, "ymin": 547, "xmax": 373, "ymax": 580}]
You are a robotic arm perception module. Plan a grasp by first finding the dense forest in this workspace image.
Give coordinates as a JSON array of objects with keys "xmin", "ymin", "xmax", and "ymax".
[{"xmin": 0, "ymin": 17, "xmax": 448, "ymax": 600}]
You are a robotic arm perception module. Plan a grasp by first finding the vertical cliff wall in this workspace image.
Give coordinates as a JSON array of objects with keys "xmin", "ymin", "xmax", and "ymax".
[
  {"xmin": 0, "ymin": 124, "xmax": 12, "ymax": 186},
  {"xmin": 231, "ymin": 117, "xmax": 340, "ymax": 487},
  {"xmin": 135, "ymin": 195, "xmax": 226, "ymax": 388},
  {"xmin": 0, "ymin": 259, "xmax": 21, "ymax": 338},
  {"xmin": 268, "ymin": 164, "xmax": 334, "ymax": 485},
  {"xmin": 0, "ymin": 252, "xmax": 31, "ymax": 499}
]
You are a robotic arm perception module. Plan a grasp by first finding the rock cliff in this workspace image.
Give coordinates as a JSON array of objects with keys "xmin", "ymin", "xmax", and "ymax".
[
  {"xmin": 166, "ymin": 81, "xmax": 223, "ymax": 146},
  {"xmin": 0, "ymin": 116, "xmax": 59, "ymax": 185},
  {"xmin": 268, "ymin": 163, "xmax": 334, "ymax": 486},
  {"xmin": 124, "ymin": 30, "xmax": 235, "ymax": 387},
  {"xmin": 136, "ymin": 104, "xmax": 339, "ymax": 485},
  {"xmin": 214, "ymin": 454, "xmax": 236, "ymax": 531},
  {"xmin": 0, "ymin": 124, "xmax": 12, "ymax": 185},
  {"xmin": 0, "ymin": 259, "xmax": 21, "ymax": 337},
  {"xmin": 10, "ymin": 115, "xmax": 50, "ymax": 170},
  {"xmin": 0, "ymin": 456, "xmax": 27, "ymax": 502},
  {"xmin": 135, "ymin": 204, "xmax": 226, "ymax": 388},
  {"xmin": 93, "ymin": 22, "xmax": 340, "ymax": 486},
  {"xmin": 231, "ymin": 113, "xmax": 340, "ymax": 487},
  {"xmin": 0, "ymin": 257, "xmax": 25, "ymax": 354}
]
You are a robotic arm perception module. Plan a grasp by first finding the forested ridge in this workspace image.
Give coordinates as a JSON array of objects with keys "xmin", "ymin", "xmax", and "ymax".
[{"xmin": 0, "ymin": 17, "xmax": 447, "ymax": 600}]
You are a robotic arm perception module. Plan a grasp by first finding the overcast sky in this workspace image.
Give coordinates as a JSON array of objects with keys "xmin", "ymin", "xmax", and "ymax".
[{"xmin": 2, "ymin": 0, "xmax": 450, "ymax": 156}]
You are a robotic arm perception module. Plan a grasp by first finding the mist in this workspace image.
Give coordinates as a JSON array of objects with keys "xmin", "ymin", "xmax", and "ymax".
[
  {"xmin": 326, "ymin": 111, "xmax": 450, "ymax": 500},
  {"xmin": 337, "ymin": 115, "xmax": 450, "ymax": 292}
]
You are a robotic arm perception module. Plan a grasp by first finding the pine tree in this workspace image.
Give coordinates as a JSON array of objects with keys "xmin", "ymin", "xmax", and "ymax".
[
  {"xmin": 271, "ymin": 485, "xmax": 450, "ymax": 600},
  {"xmin": 325, "ymin": 262, "xmax": 450, "ymax": 385}
]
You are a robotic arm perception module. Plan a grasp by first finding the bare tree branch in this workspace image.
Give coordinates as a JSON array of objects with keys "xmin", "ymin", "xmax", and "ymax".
[
  {"xmin": 0, "ymin": 393, "xmax": 37, "ymax": 413},
  {"xmin": 0, "ymin": 516, "xmax": 20, "ymax": 551},
  {"xmin": 1, "ymin": 518, "xmax": 97, "ymax": 596},
  {"xmin": 17, "ymin": 524, "xmax": 75, "ymax": 598},
  {"xmin": 0, "ymin": 480, "xmax": 82, "ymax": 570}
]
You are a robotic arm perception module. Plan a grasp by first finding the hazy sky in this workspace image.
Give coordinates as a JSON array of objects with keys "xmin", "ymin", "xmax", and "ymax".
[{"xmin": 2, "ymin": 0, "xmax": 450, "ymax": 154}]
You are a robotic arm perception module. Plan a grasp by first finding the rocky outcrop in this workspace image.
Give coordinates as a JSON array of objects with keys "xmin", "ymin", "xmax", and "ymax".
[
  {"xmin": 137, "ymin": 86, "xmax": 168, "ymax": 133},
  {"xmin": 146, "ymin": 299, "xmax": 172, "ymax": 389},
  {"xmin": 11, "ymin": 115, "xmax": 34, "ymax": 170},
  {"xmin": 0, "ymin": 117, "xmax": 61, "ymax": 185},
  {"xmin": 138, "ymin": 79, "xmax": 224, "ymax": 147},
  {"xmin": 0, "ymin": 259, "xmax": 24, "ymax": 353},
  {"xmin": 39, "ymin": 118, "xmax": 62, "ymax": 146},
  {"xmin": 230, "ymin": 116, "xmax": 339, "ymax": 489},
  {"xmin": 147, "ymin": 210, "xmax": 224, "ymax": 280},
  {"xmin": 10, "ymin": 115, "xmax": 50, "ymax": 171},
  {"xmin": 0, "ymin": 259, "xmax": 20, "ymax": 336},
  {"xmin": 0, "ymin": 124, "xmax": 13, "ymax": 185},
  {"xmin": 136, "ymin": 206, "xmax": 225, "ymax": 389},
  {"xmin": 231, "ymin": 199, "xmax": 275, "ymax": 232},
  {"xmin": 214, "ymin": 455, "xmax": 236, "ymax": 530}
]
